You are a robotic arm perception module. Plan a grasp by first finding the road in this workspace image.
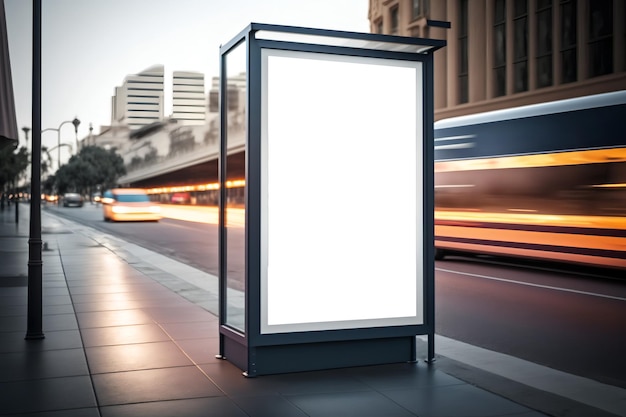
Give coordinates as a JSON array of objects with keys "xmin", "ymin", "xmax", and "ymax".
[{"xmin": 46, "ymin": 202, "xmax": 626, "ymax": 389}]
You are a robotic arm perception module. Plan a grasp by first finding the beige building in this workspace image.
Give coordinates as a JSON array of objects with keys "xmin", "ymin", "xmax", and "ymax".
[{"xmin": 368, "ymin": 0, "xmax": 626, "ymax": 120}]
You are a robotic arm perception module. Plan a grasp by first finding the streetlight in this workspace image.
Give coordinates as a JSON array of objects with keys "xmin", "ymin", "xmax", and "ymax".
[
  {"xmin": 22, "ymin": 126, "xmax": 30, "ymax": 145},
  {"xmin": 72, "ymin": 117, "xmax": 80, "ymax": 153},
  {"xmin": 41, "ymin": 118, "xmax": 80, "ymax": 170}
]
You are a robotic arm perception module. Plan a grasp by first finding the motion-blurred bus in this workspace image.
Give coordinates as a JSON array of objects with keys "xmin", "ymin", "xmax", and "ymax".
[{"xmin": 434, "ymin": 90, "xmax": 626, "ymax": 269}]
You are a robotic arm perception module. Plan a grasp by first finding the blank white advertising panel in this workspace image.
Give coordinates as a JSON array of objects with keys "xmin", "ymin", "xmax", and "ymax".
[{"xmin": 260, "ymin": 49, "xmax": 424, "ymax": 334}]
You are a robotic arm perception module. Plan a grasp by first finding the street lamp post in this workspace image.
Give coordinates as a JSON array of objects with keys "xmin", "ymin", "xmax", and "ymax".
[
  {"xmin": 41, "ymin": 118, "xmax": 80, "ymax": 170},
  {"xmin": 72, "ymin": 117, "xmax": 80, "ymax": 153},
  {"xmin": 22, "ymin": 126, "xmax": 30, "ymax": 144}
]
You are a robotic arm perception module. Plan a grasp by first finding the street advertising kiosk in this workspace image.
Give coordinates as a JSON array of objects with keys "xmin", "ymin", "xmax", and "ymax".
[{"xmin": 218, "ymin": 23, "xmax": 445, "ymax": 377}]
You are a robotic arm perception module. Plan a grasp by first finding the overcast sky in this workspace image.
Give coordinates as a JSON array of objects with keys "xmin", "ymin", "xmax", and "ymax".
[{"xmin": 5, "ymin": 0, "xmax": 370, "ymax": 164}]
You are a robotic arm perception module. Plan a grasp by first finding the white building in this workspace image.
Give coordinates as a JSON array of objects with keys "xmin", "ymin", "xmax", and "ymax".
[
  {"xmin": 172, "ymin": 71, "xmax": 206, "ymax": 125},
  {"xmin": 112, "ymin": 64, "xmax": 165, "ymax": 130}
]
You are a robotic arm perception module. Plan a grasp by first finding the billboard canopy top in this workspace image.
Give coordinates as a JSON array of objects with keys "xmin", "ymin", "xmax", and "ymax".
[{"xmin": 221, "ymin": 22, "xmax": 446, "ymax": 56}]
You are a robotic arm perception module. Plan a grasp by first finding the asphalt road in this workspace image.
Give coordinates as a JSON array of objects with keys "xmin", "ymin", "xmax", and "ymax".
[{"xmin": 46, "ymin": 202, "xmax": 626, "ymax": 389}]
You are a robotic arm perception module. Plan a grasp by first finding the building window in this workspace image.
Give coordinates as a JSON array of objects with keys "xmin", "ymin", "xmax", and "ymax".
[
  {"xmin": 459, "ymin": 0, "xmax": 469, "ymax": 103},
  {"xmin": 560, "ymin": 0, "xmax": 577, "ymax": 83},
  {"xmin": 412, "ymin": 0, "xmax": 421, "ymax": 19},
  {"xmin": 494, "ymin": 0, "xmax": 507, "ymax": 97},
  {"xmin": 390, "ymin": 6, "xmax": 399, "ymax": 35},
  {"xmin": 513, "ymin": 0, "xmax": 528, "ymax": 92},
  {"xmin": 588, "ymin": 0, "xmax": 613, "ymax": 77},
  {"xmin": 536, "ymin": 0, "xmax": 553, "ymax": 88},
  {"xmin": 411, "ymin": 0, "xmax": 429, "ymax": 19}
]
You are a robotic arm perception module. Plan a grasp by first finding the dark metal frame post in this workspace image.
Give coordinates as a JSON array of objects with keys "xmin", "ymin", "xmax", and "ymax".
[
  {"xmin": 26, "ymin": 0, "xmax": 44, "ymax": 340},
  {"xmin": 217, "ymin": 40, "xmax": 228, "ymax": 359},
  {"xmin": 424, "ymin": 53, "xmax": 436, "ymax": 363}
]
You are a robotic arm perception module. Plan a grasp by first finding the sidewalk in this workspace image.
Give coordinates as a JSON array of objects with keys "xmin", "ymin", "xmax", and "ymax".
[{"xmin": 0, "ymin": 202, "xmax": 622, "ymax": 417}]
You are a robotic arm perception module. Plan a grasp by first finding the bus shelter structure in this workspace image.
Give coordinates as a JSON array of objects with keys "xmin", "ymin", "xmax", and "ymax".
[{"xmin": 218, "ymin": 23, "xmax": 445, "ymax": 377}]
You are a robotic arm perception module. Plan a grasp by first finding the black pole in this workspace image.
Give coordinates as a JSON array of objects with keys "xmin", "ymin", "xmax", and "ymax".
[
  {"xmin": 26, "ymin": 0, "xmax": 44, "ymax": 340},
  {"xmin": 14, "ymin": 183, "xmax": 18, "ymax": 223}
]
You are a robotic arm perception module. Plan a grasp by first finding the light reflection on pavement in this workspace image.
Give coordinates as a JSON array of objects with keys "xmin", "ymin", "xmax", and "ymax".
[{"xmin": 159, "ymin": 205, "xmax": 244, "ymax": 227}]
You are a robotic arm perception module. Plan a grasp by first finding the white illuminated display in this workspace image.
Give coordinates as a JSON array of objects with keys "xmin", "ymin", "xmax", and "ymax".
[{"xmin": 260, "ymin": 50, "xmax": 424, "ymax": 333}]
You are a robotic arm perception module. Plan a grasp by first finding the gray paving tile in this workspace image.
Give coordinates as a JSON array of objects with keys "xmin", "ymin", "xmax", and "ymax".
[
  {"xmin": 199, "ymin": 362, "xmax": 281, "ymax": 397},
  {"xmin": 0, "ymin": 376, "xmax": 97, "ymax": 414},
  {"xmin": 0, "ymin": 408, "xmax": 101, "ymax": 417},
  {"xmin": 0, "ymin": 329, "xmax": 83, "ymax": 353},
  {"xmin": 70, "ymin": 290, "xmax": 177, "ymax": 305},
  {"xmin": 348, "ymin": 362, "xmax": 466, "ymax": 391},
  {"xmin": 42, "ymin": 294, "xmax": 73, "ymax": 306},
  {"xmin": 0, "ymin": 348, "xmax": 90, "ymax": 382},
  {"xmin": 232, "ymin": 395, "xmax": 310, "ymax": 417},
  {"xmin": 72, "ymin": 295, "xmax": 187, "ymax": 313},
  {"xmin": 262, "ymin": 368, "xmax": 372, "ymax": 396},
  {"xmin": 92, "ymin": 366, "xmax": 224, "ymax": 406},
  {"xmin": 76, "ymin": 308, "xmax": 154, "ymax": 328},
  {"xmin": 43, "ymin": 312, "xmax": 80, "ymax": 331},
  {"xmin": 85, "ymin": 341, "xmax": 194, "ymax": 373},
  {"xmin": 158, "ymin": 320, "xmax": 218, "ymax": 340},
  {"xmin": 100, "ymin": 397, "xmax": 249, "ymax": 417},
  {"xmin": 68, "ymin": 282, "xmax": 168, "ymax": 295},
  {"xmin": 142, "ymin": 305, "xmax": 215, "ymax": 323},
  {"xmin": 383, "ymin": 383, "xmax": 533, "ymax": 417},
  {"xmin": 176, "ymin": 337, "xmax": 220, "ymax": 365},
  {"xmin": 0, "ymin": 314, "xmax": 25, "ymax": 331},
  {"xmin": 286, "ymin": 390, "xmax": 416, "ymax": 417},
  {"xmin": 80, "ymin": 323, "xmax": 171, "ymax": 347}
]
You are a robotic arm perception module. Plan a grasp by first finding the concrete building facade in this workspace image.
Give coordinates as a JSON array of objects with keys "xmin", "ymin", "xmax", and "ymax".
[
  {"xmin": 172, "ymin": 71, "xmax": 206, "ymax": 125},
  {"xmin": 111, "ymin": 64, "xmax": 165, "ymax": 130},
  {"xmin": 368, "ymin": 0, "xmax": 626, "ymax": 120}
]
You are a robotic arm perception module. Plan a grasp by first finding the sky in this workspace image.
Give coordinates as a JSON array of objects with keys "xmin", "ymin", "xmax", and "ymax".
[{"xmin": 4, "ymin": 0, "xmax": 370, "ymax": 164}]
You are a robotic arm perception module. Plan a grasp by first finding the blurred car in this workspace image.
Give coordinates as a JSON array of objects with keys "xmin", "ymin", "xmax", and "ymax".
[
  {"xmin": 43, "ymin": 194, "xmax": 58, "ymax": 203},
  {"xmin": 170, "ymin": 192, "xmax": 191, "ymax": 204},
  {"xmin": 62, "ymin": 193, "xmax": 84, "ymax": 207},
  {"xmin": 101, "ymin": 188, "xmax": 161, "ymax": 222}
]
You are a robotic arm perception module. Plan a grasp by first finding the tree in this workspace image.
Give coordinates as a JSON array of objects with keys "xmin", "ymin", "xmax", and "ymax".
[
  {"xmin": 0, "ymin": 146, "xmax": 29, "ymax": 196},
  {"xmin": 54, "ymin": 146, "xmax": 126, "ymax": 195}
]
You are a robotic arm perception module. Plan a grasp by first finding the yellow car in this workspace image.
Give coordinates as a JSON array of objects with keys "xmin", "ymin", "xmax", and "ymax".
[{"xmin": 101, "ymin": 188, "xmax": 161, "ymax": 222}]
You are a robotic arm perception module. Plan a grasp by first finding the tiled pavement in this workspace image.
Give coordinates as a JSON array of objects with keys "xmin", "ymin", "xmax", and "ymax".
[{"xmin": 0, "ymin": 202, "xmax": 623, "ymax": 417}]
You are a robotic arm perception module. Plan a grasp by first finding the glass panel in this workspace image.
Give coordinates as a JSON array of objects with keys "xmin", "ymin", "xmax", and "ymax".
[
  {"xmin": 589, "ymin": 38, "xmax": 613, "ymax": 77},
  {"xmin": 224, "ymin": 41, "xmax": 247, "ymax": 332},
  {"xmin": 560, "ymin": 0, "xmax": 577, "ymax": 83},
  {"xmin": 514, "ymin": 60, "xmax": 528, "ymax": 92},
  {"xmin": 536, "ymin": 5, "xmax": 552, "ymax": 88},
  {"xmin": 513, "ymin": 5, "xmax": 528, "ymax": 93},
  {"xmin": 536, "ymin": 7, "xmax": 552, "ymax": 55},
  {"xmin": 588, "ymin": 0, "xmax": 613, "ymax": 77},
  {"xmin": 514, "ymin": 16, "xmax": 528, "ymax": 61},
  {"xmin": 495, "ymin": 0, "xmax": 506, "ymax": 22},
  {"xmin": 260, "ymin": 50, "xmax": 423, "ymax": 334},
  {"xmin": 494, "ymin": 24, "xmax": 506, "ymax": 66},
  {"xmin": 494, "ymin": 67, "xmax": 506, "ymax": 96},
  {"xmin": 458, "ymin": 0, "xmax": 468, "ymax": 104},
  {"xmin": 561, "ymin": 48, "xmax": 577, "ymax": 83},
  {"xmin": 537, "ymin": 55, "xmax": 553, "ymax": 87},
  {"xmin": 514, "ymin": 0, "xmax": 527, "ymax": 17},
  {"xmin": 412, "ymin": 0, "xmax": 421, "ymax": 19},
  {"xmin": 390, "ymin": 7, "xmax": 399, "ymax": 35},
  {"xmin": 494, "ymin": 0, "xmax": 506, "ymax": 97}
]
